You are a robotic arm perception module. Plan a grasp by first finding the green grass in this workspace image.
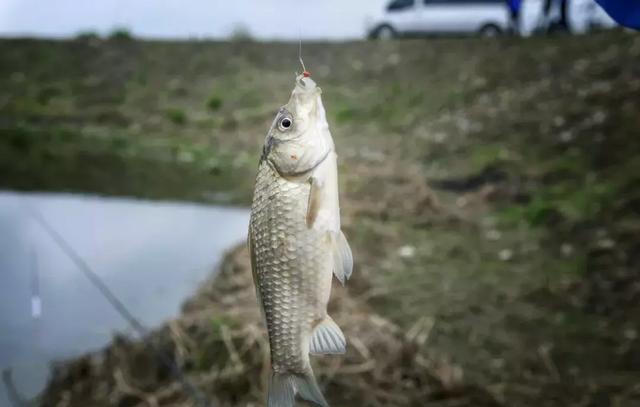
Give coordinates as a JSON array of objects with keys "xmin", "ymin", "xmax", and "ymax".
[
  {"xmin": 206, "ymin": 95, "xmax": 223, "ymax": 111},
  {"xmin": 166, "ymin": 107, "xmax": 187, "ymax": 125}
]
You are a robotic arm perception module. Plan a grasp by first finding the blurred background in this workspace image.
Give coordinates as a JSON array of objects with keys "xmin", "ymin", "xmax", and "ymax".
[{"xmin": 0, "ymin": 1, "xmax": 638, "ymax": 406}]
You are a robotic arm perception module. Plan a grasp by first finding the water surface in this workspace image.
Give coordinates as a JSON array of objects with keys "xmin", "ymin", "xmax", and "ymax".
[{"xmin": 0, "ymin": 191, "xmax": 249, "ymax": 405}]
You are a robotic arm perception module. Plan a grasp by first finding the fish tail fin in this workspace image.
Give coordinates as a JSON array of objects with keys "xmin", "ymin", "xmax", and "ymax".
[{"xmin": 268, "ymin": 370, "xmax": 329, "ymax": 407}]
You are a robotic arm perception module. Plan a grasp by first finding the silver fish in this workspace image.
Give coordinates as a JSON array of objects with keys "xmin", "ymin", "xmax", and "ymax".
[{"xmin": 248, "ymin": 73, "xmax": 353, "ymax": 407}]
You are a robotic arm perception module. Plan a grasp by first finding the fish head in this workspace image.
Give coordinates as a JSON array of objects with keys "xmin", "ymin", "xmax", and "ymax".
[{"xmin": 264, "ymin": 74, "xmax": 334, "ymax": 177}]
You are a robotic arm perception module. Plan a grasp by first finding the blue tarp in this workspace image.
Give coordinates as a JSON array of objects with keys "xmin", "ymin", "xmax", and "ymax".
[
  {"xmin": 507, "ymin": 0, "xmax": 523, "ymax": 13},
  {"xmin": 595, "ymin": 0, "xmax": 640, "ymax": 29}
]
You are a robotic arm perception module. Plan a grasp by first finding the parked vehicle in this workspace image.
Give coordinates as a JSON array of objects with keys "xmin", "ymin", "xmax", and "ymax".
[
  {"xmin": 366, "ymin": 0, "xmax": 511, "ymax": 39},
  {"xmin": 366, "ymin": 0, "xmax": 617, "ymax": 39}
]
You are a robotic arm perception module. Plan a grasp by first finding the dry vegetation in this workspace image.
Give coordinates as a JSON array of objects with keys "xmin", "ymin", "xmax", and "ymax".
[{"xmin": 43, "ymin": 247, "xmax": 498, "ymax": 407}]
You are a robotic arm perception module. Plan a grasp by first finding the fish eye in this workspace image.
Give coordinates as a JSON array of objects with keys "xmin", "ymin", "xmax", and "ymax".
[{"xmin": 278, "ymin": 116, "xmax": 293, "ymax": 131}]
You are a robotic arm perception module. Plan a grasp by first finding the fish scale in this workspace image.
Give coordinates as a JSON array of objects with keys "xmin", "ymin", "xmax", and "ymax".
[{"xmin": 250, "ymin": 160, "xmax": 330, "ymax": 374}]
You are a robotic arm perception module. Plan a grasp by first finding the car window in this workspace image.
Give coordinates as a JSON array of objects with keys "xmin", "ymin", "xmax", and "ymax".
[{"xmin": 388, "ymin": 0, "xmax": 415, "ymax": 12}]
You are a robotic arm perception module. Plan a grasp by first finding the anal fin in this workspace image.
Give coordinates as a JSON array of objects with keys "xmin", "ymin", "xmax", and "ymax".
[{"xmin": 310, "ymin": 315, "xmax": 346, "ymax": 355}]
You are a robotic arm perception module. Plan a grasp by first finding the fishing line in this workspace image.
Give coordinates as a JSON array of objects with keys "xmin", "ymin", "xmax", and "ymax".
[
  {"xmin": 297, "ymin": 26, "xmax": 311, "ymax": 78},
  {"xmin": 24, "ymin": 205, "xmax": 213, "ymax": 407},
  {"xmin": 2, "ymin": 369, "xmax": 36, "ymax": 407},
  {"xmin": 299, "ymin": 37, "xmax": 306, "ymax": 73}
]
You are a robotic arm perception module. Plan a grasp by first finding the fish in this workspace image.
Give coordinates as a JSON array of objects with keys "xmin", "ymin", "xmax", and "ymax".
[{"xmin": 248, "ymin": 72, "xmax": 353, "ymax": 407}]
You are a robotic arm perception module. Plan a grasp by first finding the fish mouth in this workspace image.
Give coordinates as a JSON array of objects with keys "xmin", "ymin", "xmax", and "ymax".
[
  {"xmin": 290, "ymin": 75, "xmax": 322, "ymax": 129},
  {"xmin": 294, "ymin": 74, "xmax": 320, "ymax": 96}
]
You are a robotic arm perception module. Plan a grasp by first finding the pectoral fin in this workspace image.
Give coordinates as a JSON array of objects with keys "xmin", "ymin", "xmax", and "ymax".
[
  {"xmin": 332, "ymin": 231, "xmax": 353, "ymax": 285},
  {"xmin": 306, "ymin": 177, "xmax": 321, "ymax": 228},
  {"xmin": 310, "ymin": 315, "xmax": 346, "ymax": 355}
]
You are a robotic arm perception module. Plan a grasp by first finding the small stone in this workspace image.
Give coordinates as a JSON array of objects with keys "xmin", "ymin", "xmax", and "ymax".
[
  {"xmin": 560, "ymin": 243, "xmax": 573, "ymax": 257},
  {"xmin": 596, "ymin": 238, "xmax": 615, "ymax": 249},
  {"xmin": 624, "ymin": 328, "xmax": 637, "ymax": 340},
  {"xmin": 592, "ymin": 110, "xmax": 607, "ymax": 124},
  {"xmin": 498, "ymin": 249, "xmax": 513, "ymax": 262},
  {"xmin": 398, "ymin": 245, "xmax": 416, "ymax": 259},
  {"xmin": 485, "ymin": 229, "xmax": 501, "ymax": 241},
  {"xmin": 490, "ymin": 358, "xmax": 504, "ymax": 369},
  {"xmin": 560, "ymin": 131, "xmax": 573, "ymax": 142},
  {"xmin": 553, "ymin": 116, "xmax": 565, "ymax": 127}
]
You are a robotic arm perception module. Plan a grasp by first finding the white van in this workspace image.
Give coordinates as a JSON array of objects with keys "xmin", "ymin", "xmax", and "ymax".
[{"xmin": 367, "ymin": 0, "xmax": 511, "ymax": 39}]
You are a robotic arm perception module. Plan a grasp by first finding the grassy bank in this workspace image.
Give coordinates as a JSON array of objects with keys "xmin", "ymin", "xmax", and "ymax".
[{"xmin": 1, "ymin": 31, "xmax": 639, "ymax": 406}]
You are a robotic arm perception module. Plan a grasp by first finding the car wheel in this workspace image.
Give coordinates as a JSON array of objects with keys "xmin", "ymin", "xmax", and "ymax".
[
  {"xmin": 479, "ymin": 24, "xmax": 502, "ymax": 38},
  {"xmin": 373, "ymin": 25, "xmax": 396, "ymax": 40}
]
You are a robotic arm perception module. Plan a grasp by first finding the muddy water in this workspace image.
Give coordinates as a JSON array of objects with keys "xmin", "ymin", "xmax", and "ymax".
[{"xmin": 0, "ymin": 191, "xmax": 249, "ymax": 405}]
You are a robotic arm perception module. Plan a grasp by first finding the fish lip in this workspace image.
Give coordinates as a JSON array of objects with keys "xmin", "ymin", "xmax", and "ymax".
[{"xmin": 295, "ymin": 75, "xmax": 318, "ymax": 93}]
